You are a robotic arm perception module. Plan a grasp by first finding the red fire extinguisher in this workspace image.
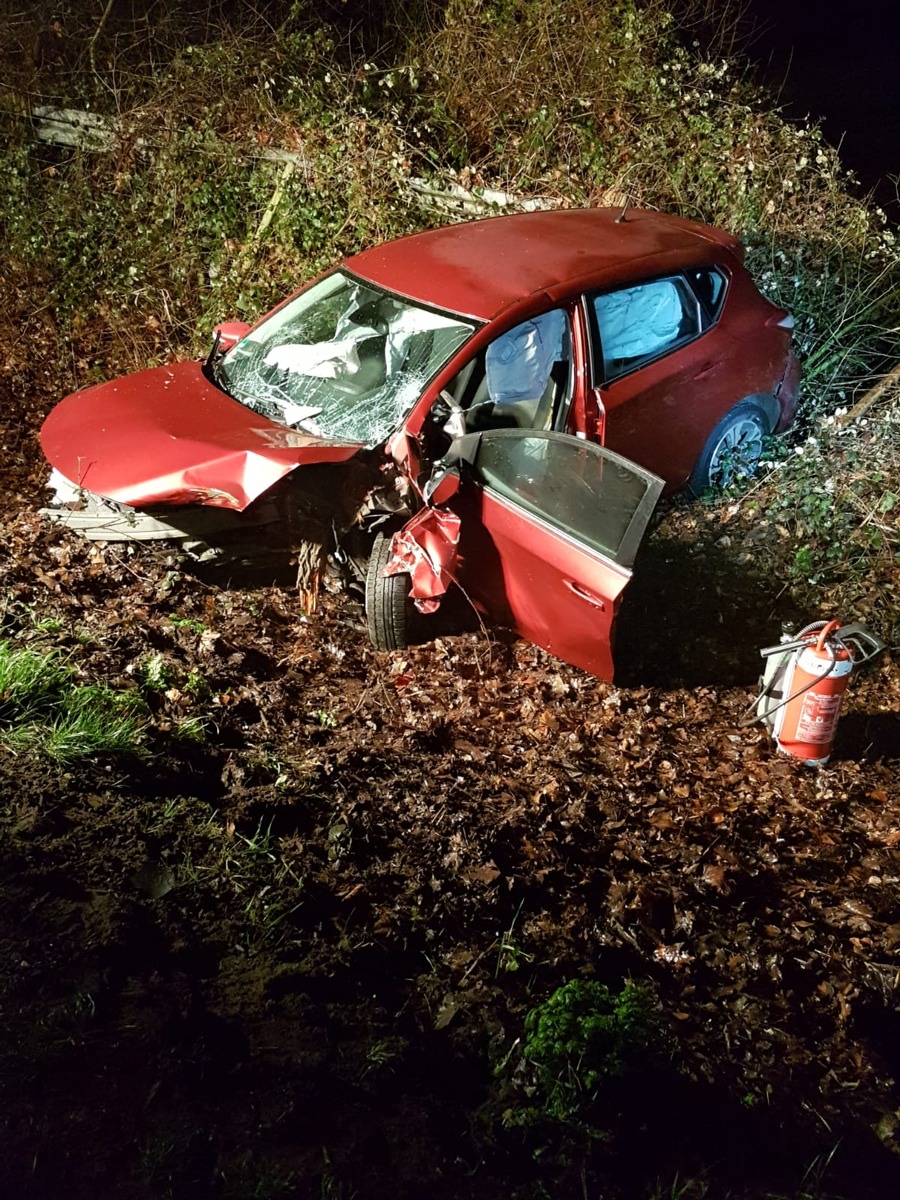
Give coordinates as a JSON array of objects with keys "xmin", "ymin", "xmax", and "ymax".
[{"xmin": 754, "ymin": 621, "xmax": 884, "ymax": 765}]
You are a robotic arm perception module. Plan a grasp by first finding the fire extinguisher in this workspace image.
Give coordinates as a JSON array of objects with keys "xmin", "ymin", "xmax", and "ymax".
[{"xmin": 753, "ymin": 621, "xmax": 884, "ymax": 765}]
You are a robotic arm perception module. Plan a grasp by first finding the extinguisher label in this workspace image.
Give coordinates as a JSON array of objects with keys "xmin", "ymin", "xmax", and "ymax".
[{"xmin": 796, "ymin": 692, "xmax": 843, "ymax": 743}]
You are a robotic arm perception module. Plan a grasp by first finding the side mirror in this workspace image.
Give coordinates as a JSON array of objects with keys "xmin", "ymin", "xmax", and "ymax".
[
  {"xmin": 423, "ymin": 462, "xmax": 461, "ymax": 506},
  {"xmin": 213, "ymin": 321, "xmax": 252, "ymax": 352},
  {"xmin": 420, "ymin": 431, "xmax": 482, "ymax": 504}
]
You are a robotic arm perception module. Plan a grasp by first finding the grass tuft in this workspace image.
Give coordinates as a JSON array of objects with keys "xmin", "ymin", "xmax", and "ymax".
[
  {"xmin": 0, "ymin": 642, "xmax": 74, "ymax": 723},
  {"xmin": 41, "ymin": 686, "xmax": 147, "ymax": 763},
  {"xmin": 0, "ymin": 644, "xmax": 147, "ymax": 763}
]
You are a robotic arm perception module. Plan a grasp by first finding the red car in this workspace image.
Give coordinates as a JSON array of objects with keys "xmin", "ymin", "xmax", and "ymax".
[{"xmin": 41, "ymin": 208, "xmax": 798, "ymax": 680}]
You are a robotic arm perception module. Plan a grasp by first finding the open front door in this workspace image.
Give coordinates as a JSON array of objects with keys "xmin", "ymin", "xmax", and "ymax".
[{"xmin": 449, "ymin": 430, "xmax": 663, "ymax": 680}]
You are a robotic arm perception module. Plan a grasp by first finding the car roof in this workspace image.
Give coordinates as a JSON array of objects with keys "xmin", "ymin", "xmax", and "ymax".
[{"xmin": 344, "ymin": 208, "xmax": 742, "ymax": 321}]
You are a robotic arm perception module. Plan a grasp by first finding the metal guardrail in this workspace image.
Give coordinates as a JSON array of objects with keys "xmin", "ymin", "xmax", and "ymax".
[{"xmin": 14, "ymin": 101, "xmax": 561, "ymax": 219}]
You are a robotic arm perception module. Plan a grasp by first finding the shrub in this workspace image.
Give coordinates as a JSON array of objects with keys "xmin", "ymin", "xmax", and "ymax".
[
  {"xmin": 5, "ymin": 0, "xmax": 897, "ymax": 421},
  {"xmin": 498, "ymin": 978, "xmax": 671, "ymax": 1139},
  {"xmin": 412, "ymin": 0, "xmax": 900, "ymax": 419}
]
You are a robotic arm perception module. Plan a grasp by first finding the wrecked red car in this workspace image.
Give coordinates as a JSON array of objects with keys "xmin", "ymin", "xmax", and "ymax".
[{"xmin": 41, "ymin": 207, "xmax": 798, "ymax": 680}]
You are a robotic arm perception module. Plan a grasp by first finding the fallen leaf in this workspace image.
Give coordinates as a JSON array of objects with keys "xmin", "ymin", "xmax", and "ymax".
[
  {"xmin": 702, "ymin": 864, "xmax": 727, "ymax": 890},
  {"xmin": 434, "ymin": 995, "xmax": 459, "ymax": 1029},
  {"xmin": 461, "ymin": 862, "xmax": 501, "ymax": 885}
]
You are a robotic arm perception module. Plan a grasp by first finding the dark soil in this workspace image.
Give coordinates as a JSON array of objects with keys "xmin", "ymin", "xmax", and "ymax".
[{"xmin": 2, "ymin": 297, "xmax": 900, "ymax": 1199}]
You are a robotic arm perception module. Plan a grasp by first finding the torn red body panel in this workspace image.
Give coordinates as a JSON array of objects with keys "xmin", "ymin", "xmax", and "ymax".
[
  {"xmin": 383, "ymin": 507, "xmax": 461, "ymax": 614},
  {"xmin": 39, "ymin": 360, "xmax": 362, "ymax": 511}
]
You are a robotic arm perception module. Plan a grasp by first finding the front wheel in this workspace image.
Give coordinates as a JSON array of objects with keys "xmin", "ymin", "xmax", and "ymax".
[
  {"xmin": 365, "ymin": 533, "xmax": 413, "ymax": 651},
  {"xmin": 688, "ymin": 399, "xmax": 770, "ymax": 496}
]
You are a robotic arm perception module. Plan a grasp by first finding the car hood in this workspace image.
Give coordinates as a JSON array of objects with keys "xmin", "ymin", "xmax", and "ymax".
[{"xmin": 40, "ymin": 360, "xmax": 363, "ymax": 511}]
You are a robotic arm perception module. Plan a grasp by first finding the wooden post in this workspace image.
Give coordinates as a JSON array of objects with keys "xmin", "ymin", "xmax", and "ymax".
[{"xmin": 838, "ymin": 362, "xmax": 900, "ymax": 424}]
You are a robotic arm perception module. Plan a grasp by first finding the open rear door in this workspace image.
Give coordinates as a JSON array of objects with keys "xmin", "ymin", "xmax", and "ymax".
[{"xmin": 449, "ymin": 430, "xmax": 663, "ymax": 680}]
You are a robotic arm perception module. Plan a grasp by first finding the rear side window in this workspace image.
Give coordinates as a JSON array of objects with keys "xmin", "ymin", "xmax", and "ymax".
[
  {"xmin": 589, "ymin": 276, "xmax": 702, "ymax": 383},
  {"xmin": 687, "ymin": 267, "xmax": 728, "ymax": 321}
]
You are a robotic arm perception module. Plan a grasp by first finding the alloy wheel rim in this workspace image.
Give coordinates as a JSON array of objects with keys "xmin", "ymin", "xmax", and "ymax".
[{"xmin": 707, "ymin": 417, "xmax": 764, "ymax": 486}]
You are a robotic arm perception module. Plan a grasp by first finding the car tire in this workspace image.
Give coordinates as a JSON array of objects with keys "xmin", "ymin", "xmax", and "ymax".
[
  {"xmin": 366, "ymin": 533, "xmax": 412, "ymax": 651},
  {"xmin": 687, "ymin": 398, "xmax": 771, "ymax": 496}
]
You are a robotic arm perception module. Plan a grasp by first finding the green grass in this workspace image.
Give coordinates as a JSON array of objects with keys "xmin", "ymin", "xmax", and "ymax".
[
  {"xmin": 0, "ymin": 642, "xmax": 74, "ymax": 723},
  {"xmin": 172, "ymin": 715, "xmax": 210, "ymax": 743},
  {"xmin": 40, "ymin": 686, "xmax": 147, "ymax": 762},
  {"xmin": 0, "ymin": 643, "xmax": 147, "ymax": 763}
]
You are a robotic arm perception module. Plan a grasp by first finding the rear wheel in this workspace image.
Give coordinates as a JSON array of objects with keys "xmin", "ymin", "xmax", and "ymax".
[
  {"xmin": 365, "ymin": 533, "xmax": 412, "ymax": 651},
  {"xmin": 688, "ymin": 398, "xmax": 770, "ymax": 496}
]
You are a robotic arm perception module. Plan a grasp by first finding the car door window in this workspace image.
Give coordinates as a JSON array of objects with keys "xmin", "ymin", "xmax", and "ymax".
[
  {"xmin": 470, "ymin": 430, "xmax": 663, "ymax": 569},
  {"xmin": 590, "ymin": 276, "xmax": 702, "ymax": 383},
  {"xmin": 687, "ymin": 266, "xmax": 728, "ymax": 321},
  {"xmin": 442, "ymin": 309, "xmax": 573, "ymax": 433}
]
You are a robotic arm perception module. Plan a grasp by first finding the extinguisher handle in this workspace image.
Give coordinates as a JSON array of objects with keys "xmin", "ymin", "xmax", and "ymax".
[
  {"xmin": 760, "ymin": 621, "xmax": 885, "ymax": 663},
  {"xmin": 833, "ymin": 623, "xmax": 886, "ymax": 664}
]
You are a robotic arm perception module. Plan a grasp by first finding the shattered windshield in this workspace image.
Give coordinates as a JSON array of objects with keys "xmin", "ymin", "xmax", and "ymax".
[{"xmin": 218, "ymin": 271, "xmax": 477, "ymax": 446}]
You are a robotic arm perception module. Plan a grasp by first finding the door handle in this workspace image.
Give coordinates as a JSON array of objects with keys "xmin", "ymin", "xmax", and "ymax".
[{"xmin": 564, "ymin": 580, "xmax": 606, "ymax": 611}]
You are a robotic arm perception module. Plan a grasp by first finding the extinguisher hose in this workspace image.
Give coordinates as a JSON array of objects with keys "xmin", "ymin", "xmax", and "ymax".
[
  {"xmin": 816, "ymin": 619, "xmax": 842, "ymax": 654},
  {"xmin": 739, "ymin": 634, "xmax": 838, "ymax": 728},
  {"xmin": 796, "ymin": 619, "xmax": 831, "ymax": 641}
]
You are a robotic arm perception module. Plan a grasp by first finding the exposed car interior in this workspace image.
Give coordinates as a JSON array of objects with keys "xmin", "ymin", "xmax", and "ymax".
[{"xmin": 433, "ymin": 308, "xmax": 574, "ymax": 442}]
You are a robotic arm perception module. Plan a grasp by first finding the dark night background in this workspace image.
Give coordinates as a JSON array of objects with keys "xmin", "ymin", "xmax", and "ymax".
[{"xmin": 746, "ymin": 0, "xmax": 900, "ymax": 216}]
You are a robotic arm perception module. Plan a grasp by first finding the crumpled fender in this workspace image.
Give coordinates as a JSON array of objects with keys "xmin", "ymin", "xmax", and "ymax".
[{"xmin": 383, "ymin": 507, "xmax": 461, "ymax": 614}]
